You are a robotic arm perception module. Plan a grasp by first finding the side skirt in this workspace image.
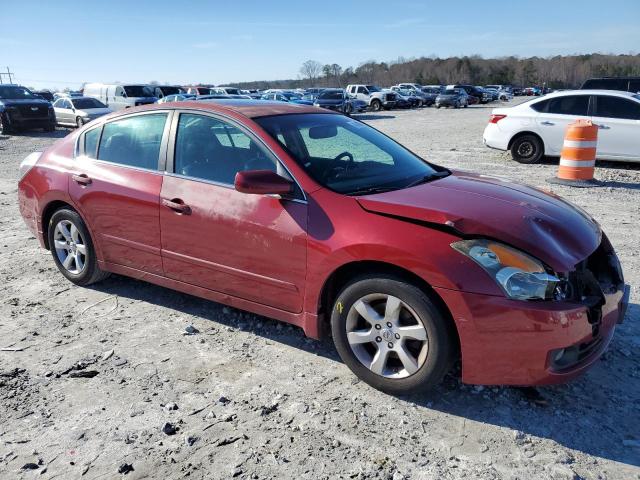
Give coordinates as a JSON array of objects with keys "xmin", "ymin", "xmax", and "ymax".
[{"xmin": 100, "ymin": 261, "xmax": 320, "ymax": 339}]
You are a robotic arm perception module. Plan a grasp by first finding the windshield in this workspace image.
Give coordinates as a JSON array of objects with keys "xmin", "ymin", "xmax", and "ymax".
[
  {"xmin": 0, "ymin": 86, "xmax": 37, "ymax": 100},
  {"xmin": 72, "ymin": 98, "xmax": 107, "ymax": 109},
  {"xmin": 366, "ymin": 85, "xmax": 381, "ymax": 92},
  {"xmin": 123, "ymin": 85, "xmax": 154, "ymax": 97},
  {"xmin": 224, "ymin": 88, "xmax": 240, "ymax": 95},
  {"xmin": 254, "ymin": 113, "xmax": 445, "ymax": 195}
]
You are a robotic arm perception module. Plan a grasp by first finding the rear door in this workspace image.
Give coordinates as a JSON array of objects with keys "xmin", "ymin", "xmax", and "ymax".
[
  {"xmin": 534, "ymin": 95, "xmax": 590, "ymax": 155},
  {"xmin": 159, "ymin": 111, "xmax": 308, "ymax": 313},
  {"xmin": 591, "ymin": 95, "xmax": 640, "ymax": 160},
  {"xmin": 69, "ymin": 111, "xmax": 171, "ymax": 274}
]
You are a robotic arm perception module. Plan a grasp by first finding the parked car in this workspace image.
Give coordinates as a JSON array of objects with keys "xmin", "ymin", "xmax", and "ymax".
[
  {"xmin": 390, "ymin": 86, "xmax": 431, "ymax": 107},
  {"xmin": 53, "ymin": 96, "xmax": 112, "ymax": 128},
  {"xmin": 84, "ymin": 83, "xmax": 157, "ymax": 110},
  {"xmin": 33, "ymin": 90, "xmax": 54, "ymax": 102},
  {"xmin": 0, "ymin": 84, "xmax": 55, "ymax": 134},
  {"xmin": 479, "ymin": 86, "xmax": 498, "ymax": 101},
  {"xmin": 53, "ymin": 91, "xmax": 83, "ymax": 101},
  {"xmin": 211, "ymin": 87, "xmax": 242, "ymax": 95},
  {"xmin": 435, "ymin": 88, "xmax": 468, "ymax": 108},
  {"xmin": 483, "ymin": 89, "xmax": 640, "ymax": 163},
  {"xmin": 313, "ymin": 89, "xmax": 367, "ymax": 114},
  {"xmin": 150, "ymin": 85, "xmax": 184, "ymax": 100},
  {"xmin": 450, "ymin": 85, "xmax": 489, "ymax": 104},
  {"xmin": 390, "ymin": 90, "xmax": 416, "ymax": 108},
  {"xmin": 157, "ymin": 93, "xmax": 197, "ymax": 104},
  {"xmin": 260, "ymin": 91, "xmax": 314, "ymax": 105},
  {"xmin": 346, "ymin": 84, "xmax": 396, "ymax": 111},
  {"xmin": 183, "ymin": 86, "xmax": 214, "ymax": 96},
  {"xmin": 195, "ymin": 95, "xmax": 233, "ymax": 101},
  {"xmin": 17, "ymin": 101, "xmax": 628, "ymax": 394},
  {"xmin": 581, "ymin": 77, "xmax": 640, "ymax": 93}
]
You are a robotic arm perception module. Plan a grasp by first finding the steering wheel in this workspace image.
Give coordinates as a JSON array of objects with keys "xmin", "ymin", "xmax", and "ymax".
[{"xmin": 323, "ymin": 151, "xmax": 354, "ymax": 181}]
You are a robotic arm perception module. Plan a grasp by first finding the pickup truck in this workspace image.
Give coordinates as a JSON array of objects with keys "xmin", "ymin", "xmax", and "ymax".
[{"xmin": 346, "ymin": 84, "xmax": 396, "ymax": 111}]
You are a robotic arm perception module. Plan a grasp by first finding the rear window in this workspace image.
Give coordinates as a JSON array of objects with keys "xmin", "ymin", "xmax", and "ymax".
[
  {"xmin": 543, "ymin": 95, "xmax": 590, "ymax": 116},
  {"xmin": 97, "ymin": 113, "xmax": 167, "ymax": 170}
]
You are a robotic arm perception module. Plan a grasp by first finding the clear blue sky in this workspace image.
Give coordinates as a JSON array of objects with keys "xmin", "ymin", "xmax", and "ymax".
[{"xmin": 2, "ymin": 0, "xmax": 639, "ymax": 90}]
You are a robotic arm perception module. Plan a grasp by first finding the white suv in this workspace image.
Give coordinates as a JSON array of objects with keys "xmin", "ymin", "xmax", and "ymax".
[{"xmin": 483, "ymin": 89, "xmax": 640, "ymax": 163}]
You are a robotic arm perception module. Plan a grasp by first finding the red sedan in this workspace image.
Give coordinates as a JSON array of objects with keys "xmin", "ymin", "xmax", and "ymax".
[{"xmin": 17, "ymin": 100, "xmax": 629, "ymax": 394}]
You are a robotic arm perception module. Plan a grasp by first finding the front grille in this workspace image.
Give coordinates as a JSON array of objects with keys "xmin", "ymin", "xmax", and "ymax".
[
  {"xmin": 385, "ymin": 93, "xmax": 396, "ymax": 101},
  {"xmin": 18, "ymin": 105, "xmax": 48, "ymax": 118}
]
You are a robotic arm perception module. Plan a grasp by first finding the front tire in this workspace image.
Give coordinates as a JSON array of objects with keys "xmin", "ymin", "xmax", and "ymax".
[
  {"xmin": 370, "ymin": 99, "xmax": 382, "ymax": 111},
  {"xmin": 0, "ymin": 114, "xmax": 12, "ymax": 135},
  {"xmin": 510, "ymin": 134, "xmax": 544, "ymax": 164},
  {"xmin": 331, "ymin": 275, "xmax": 454, "ymax": 395},
  {"xmin": 47, "ymin": 208, "xmax": 110, "ymax": 286},
  {"xmin": 76, "ymin": 116, "xmax": 85, "ymax": 128}
]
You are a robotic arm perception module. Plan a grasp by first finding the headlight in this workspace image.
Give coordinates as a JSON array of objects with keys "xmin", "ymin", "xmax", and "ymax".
[{"xmin": 451, "ymin": 239, "xmax": 559, "ymax": 300}]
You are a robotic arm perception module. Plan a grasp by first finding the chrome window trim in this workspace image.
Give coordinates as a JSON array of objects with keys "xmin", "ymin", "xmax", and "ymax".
[{"xmin": 167, "ymin": 108, "xmax": 307, "ymax": 203}]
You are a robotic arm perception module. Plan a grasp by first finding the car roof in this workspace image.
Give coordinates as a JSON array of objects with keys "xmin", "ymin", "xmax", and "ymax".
[
  {"xmin": 156, "ymin": 99, "xmax": 333, "ymax": 118},
  {"xmin": 542, "ymin": 89, "xmax": 639, "ymax": 99}
]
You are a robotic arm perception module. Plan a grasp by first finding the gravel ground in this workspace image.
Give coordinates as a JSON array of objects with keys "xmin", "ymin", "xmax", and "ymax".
[{"xmin": 1, "ymin": 100, "xmax": 639, "ymax": 480}]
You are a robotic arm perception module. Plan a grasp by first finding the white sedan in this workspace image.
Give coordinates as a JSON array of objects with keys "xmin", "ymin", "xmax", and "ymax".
[{"xmin": 483, "ymin": 89, "xmax": 640, "ymax": 163}]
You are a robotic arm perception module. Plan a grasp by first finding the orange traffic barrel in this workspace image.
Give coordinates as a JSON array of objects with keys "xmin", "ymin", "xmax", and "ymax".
[{"xmin": 548, "ymin": 119, "xmax": 601, "ymax": 187}]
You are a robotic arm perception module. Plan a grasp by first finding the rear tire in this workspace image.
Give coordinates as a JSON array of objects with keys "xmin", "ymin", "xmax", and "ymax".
[
  {"xmin": 510, "ymin": 134, "xmax": 544, "ymax": 164},
  {"xmin": 331, "ymin": 274, "xmax": 454, "ymax": 395},
  {"xmin": 47, "ymin": 208, "xmax": 110, "ymax": 286}
]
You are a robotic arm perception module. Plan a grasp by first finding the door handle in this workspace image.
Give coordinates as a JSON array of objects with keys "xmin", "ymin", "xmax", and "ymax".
[
  {"xmin": 72, "ymin": 173, "xmax": 92, "ymax": 185},
  {"xmin": 540, "ymin": 121, "xmax": 554, "ymax": 126},
  {"xmin": 595, "ymin": 124, "xmax": 610, "ymax": 130},
  {"xmin": 162, "ymin": 198, "xmax": 191, "ymax": 214}
]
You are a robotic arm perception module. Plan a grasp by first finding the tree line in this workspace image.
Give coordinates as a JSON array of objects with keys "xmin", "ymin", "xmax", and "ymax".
[{"xmin": 224, "ymin": 54, "xmax": 640, "ymax": 89}]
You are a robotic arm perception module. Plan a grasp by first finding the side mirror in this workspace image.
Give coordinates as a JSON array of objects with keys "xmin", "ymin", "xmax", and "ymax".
[{"xmin": 234, "ymin": 170, "xmax": 294, "ymax": 196}]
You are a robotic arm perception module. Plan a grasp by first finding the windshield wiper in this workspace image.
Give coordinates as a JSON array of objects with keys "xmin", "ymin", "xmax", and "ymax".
[
  {"xmin": 404, "ymin": 170, "xmax": 450, "ymax": 188},
  {"xmin": 346, "ymin": 185, "xmax": 402, "ymax": 196}
]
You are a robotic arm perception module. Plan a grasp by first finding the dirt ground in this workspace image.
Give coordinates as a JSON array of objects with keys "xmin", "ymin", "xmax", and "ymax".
[{"xmin": 1, "ymin": 100, "xmax": 638, "ymax": 480}]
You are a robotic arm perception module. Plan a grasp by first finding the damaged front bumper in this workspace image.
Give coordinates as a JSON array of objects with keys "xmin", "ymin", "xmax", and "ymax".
[{"xmin": 435, "ymin": 235, "xmax": 630, "ymax": 386}]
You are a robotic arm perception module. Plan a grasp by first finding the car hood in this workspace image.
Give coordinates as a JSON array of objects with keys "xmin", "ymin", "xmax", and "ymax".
[
  {"xmin": 1, "ymin": 98, "xmax": 51, "ymax": 107},
  {"xmin": 356, "ymin": 170, "xmax": 601, "ymax": 272},
  {"xmin": 80, "ymin": 107, "xmax": 112, "ymax": 115}
]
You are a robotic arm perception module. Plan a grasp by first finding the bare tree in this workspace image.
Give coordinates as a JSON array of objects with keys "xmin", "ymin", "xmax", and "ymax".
[{"xmin": 299, "ymin": 60, "xmax": 323, "ymax": 86}]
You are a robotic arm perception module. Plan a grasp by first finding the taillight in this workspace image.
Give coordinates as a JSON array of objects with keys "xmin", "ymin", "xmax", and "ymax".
[{"xmin": 489, "ymin": 114, "xmax": 506, "ymax": 124}]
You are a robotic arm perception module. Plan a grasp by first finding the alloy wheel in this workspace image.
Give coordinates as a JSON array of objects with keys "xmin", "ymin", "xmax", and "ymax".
[
  {"xmin": 53, "ymin": 219, "xmax": 87, "ymax": 274},
  {"xmin": 345, "ymin": 293, "xmax": 428, "ymax": 379}
]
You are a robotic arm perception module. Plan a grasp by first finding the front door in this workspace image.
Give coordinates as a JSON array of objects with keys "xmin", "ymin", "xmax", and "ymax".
[
  {"xmin": 159, "ymin": 112, "xmax": 307, "ymax": 313},
  {"xmin": 591, "ymin": 95, "xmax": 640, "ymax": 160},
  {"xmin": 69, "ymin": 111, "xmax": 170, "ymax": 274}
]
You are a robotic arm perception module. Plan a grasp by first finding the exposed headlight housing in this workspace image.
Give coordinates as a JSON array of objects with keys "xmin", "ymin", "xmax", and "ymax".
[{"xmin": 451, "ymin": 239, "xmax": 559, "ymax": 300}]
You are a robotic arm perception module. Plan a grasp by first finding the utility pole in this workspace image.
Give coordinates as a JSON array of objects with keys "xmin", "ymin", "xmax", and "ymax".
[{"xmin": 0, "ymin": 67, "xmax": 14, "ymax": 84}]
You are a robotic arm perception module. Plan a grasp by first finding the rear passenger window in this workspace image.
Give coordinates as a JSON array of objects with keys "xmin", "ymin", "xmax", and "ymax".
[
  {"xmin": 97, "ymin": 113, "xmax": 167, "ymax": 170},
  {"xmin": 547, "ymin": 96, "xmax": 589, "ymax": 116},
  {"xmin": 173, "ymin": 113, "xmax": 276, "ymax": 185},
  {"xmin": 594, "ymin": 96, "xmax": 640, "ymax": 120},
  {"xmin": 84, "ymin": 127, "xmax": 100, "ymax": 158}
]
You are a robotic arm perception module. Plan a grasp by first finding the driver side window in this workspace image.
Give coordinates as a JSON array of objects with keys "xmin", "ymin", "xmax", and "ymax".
[{"xmin": 173, "ymin": 113, "xmax": 277, "ymax": 185}]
